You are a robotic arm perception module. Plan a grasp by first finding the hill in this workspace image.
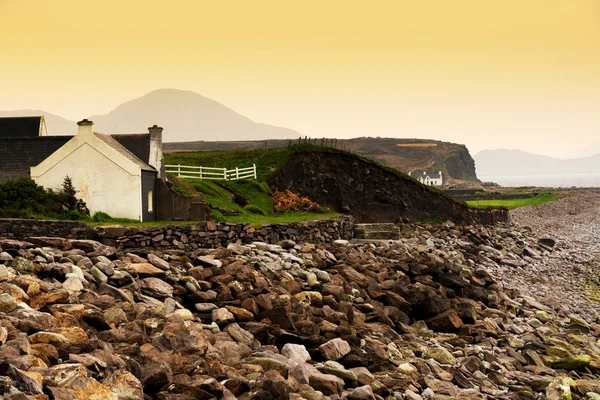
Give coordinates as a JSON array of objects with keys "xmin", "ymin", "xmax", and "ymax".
[
  {"xmin": 89, "ymin": 89, "xmax": 299, "ymax": 141},
  {"xmin": 568, "ymin": 140, "xmax": 600, "ymax": 158},
  {"xmin": 0, "ymin": 89, "xmax": 300, "ymax": 141},
  {"xmin": 165, "ymin": 137, "xmax": 479, "ymax": 182},
  {"xmin": 474, "ymin": 149, "xmax": 600, "ymax": 176},
  {"xmin": 165, "ymin": 146, "xmax": 505, "ymax": 224}
]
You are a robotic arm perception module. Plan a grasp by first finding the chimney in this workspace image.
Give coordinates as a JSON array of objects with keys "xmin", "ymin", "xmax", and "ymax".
[
  {"xmin": 148, "ymin": 125, "xmax": 165, "ymax": 178},
  {"xmin": 77, "ymin": 119, "xmax": 94, "ymax": 136}
]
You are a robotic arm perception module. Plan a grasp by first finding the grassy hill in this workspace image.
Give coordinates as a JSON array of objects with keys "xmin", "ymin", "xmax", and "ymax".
[
  {"xmin": 165, "ymin": 145, "xmax": 506, "ymax": 226},
  {"xmin": 164, "ymin": 146, "xmax": 340, "ymax": 225},
  {"xmin": 164, "ymin": 137, "xmax": 480, "ymax": 183}
]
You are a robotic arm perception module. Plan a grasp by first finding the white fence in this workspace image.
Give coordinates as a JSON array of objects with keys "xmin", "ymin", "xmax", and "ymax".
[{"xmin": 165, "ymin": 164, "xmax": 257, "ymax": 181}]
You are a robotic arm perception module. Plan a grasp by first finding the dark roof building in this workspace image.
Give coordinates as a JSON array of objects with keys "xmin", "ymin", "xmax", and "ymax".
[
  {"xmin": 0, "ymin": 136, "xmax": 72, "ymax": 182},
  {"xmin": 0, "ymin": 116, "xmax": 47, "ymax": 138}
]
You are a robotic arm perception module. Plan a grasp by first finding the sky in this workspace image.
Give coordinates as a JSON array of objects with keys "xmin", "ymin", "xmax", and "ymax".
[{"xmin": 1, "ymin": 0, "xmax": 599, "ymax": 158}]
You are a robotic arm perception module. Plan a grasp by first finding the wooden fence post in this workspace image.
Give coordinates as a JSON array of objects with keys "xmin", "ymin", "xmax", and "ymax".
[
  {"xmin": 223, "ymin": 168, "xmax": 227, "ymax": 180},
  {"xmin": 253, "ymin": 164, "xmax": 257, "ymax": 179},
  {"xmin": 199, "ymin": 166, "xmax": 203, "ymax": 179},
  {"xmin": 177, "ymin": 164, "xmax": 181, "ymax": 177},
  {"xmin": 236, "ymin": 167, "xmax": 239, "ymax": 180}
]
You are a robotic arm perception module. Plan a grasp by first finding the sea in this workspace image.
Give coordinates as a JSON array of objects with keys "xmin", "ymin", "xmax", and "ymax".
[{"xmin": 479, "ymin": 173, "xmax": 600, "ymax": 188}]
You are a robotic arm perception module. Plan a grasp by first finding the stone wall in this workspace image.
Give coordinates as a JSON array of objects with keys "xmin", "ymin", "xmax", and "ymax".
[
  {"xmin": 0, "ymin": 218, "xmax": 88, "ymax": 240},
  {"xmin": 92, "ymin": 216, "xmax": 354, "ymax": 251}
]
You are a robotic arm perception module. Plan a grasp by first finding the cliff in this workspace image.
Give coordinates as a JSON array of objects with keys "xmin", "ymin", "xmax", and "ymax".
[{"xmin": 165, "ymin": 137, "xmax": 479, "ymax": 183}]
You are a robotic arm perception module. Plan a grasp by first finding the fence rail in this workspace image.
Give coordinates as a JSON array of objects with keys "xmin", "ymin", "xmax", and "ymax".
[{"xmin": 166, "ymin": 164, "xmax": 257, "ymax": 181}]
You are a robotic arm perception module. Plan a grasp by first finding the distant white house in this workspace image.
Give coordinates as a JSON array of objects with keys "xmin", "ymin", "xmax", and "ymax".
[{"xmin": 409, "ymin": 170, "xmax": 443, "ymax": 186}]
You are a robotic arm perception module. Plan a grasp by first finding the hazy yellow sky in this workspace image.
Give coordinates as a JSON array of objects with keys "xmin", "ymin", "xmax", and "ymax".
[{"xmin": 1, "ymin": 0, "xmax": 599, "ymax": 157}]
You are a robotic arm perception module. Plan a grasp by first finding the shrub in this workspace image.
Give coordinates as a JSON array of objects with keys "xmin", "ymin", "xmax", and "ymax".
[
  {"xmin": 49, "ymin": 176, "xmax": 90, "ymax": 217},
  {"xmin": 167, "ymin": 174, "xmax": 199, "ymax": 198},
  {"xmin": 0, "ymin": 177, "xmax": 89, "ymax": 220},
  {"xmin": 244, "ymin": 204, "xmax": 267, "ymax": 215},
  {"xmin": 0, "ymin": 178, "xmax": 62, "ymax": 218},
  {"xmin": 272, "ymin": 190, "xmax": 321, "ymax": 213},
  {"xmin": 92, "ymin": 211, "xmax": 114, "ymax": 222}
]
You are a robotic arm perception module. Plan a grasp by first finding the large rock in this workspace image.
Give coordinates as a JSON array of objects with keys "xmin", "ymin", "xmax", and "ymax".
[
  {"xmin": 26, "ymin": 237, "xmax": 73, "ymax": 250},
  {"xmin": 104, "ymin": 370, "xmax": 144, "ymax": 400},
  {"xmin": 0, "ymin": 293, "xmax": 18, "ymax": 313},
  {"xmin": 319, "ymin": 338, "xmax": 351, "ymax": 361},
  {"xmin": 148, "ymin": 254, "xmax": 170, "ymax": 271},
  {"xmin": 125, "ymin": 263, "xmax": 165, "ymax": 277},
  {"xmin": 425, "ymin": 310, "xmax": 463, "ymax": 332},
  {"xmin": 139, "ymin": 278, "xmax": 173, "ymax": 299},
  {"xmin": 282, "ymin": 343, "xmax": 311, "ymax": 365}
]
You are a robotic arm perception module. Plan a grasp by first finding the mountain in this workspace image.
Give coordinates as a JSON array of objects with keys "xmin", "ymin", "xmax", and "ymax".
[
  {"xmin": 568, "ymin": 141, "xmax": 600, "ymax": 159},
  {"xmin": 165, "ymin": 137, "xmax": 480, "ymax": 182},
  {"xmin": 0, "ymin": 110, "xmax": 75, "ymax": 135},
  {"xmin": 474, "ymin": 149, "xmax": 600, "ymax": 176},
  {"xmin": 0, "ymin": 89, "xmax": 300, "ymax": 141},
  {"xmin": 89, "ymin": 89, "xmax": 299, "ymax": 142}
]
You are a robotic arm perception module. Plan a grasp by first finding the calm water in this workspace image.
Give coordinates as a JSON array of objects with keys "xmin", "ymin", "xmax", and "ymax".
[{"xmin": 479, "ymin": 173, "xmax": 600, "ymax": 188}]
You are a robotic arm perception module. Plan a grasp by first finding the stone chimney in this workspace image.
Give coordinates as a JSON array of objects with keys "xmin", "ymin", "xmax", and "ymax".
[
  {"xmin": 77, "ymin": 119, "xmax": 94, "ymax": 136},
  {"xmin": 148, "ymin": 125, "xmax": 165, "ymax": 179}
]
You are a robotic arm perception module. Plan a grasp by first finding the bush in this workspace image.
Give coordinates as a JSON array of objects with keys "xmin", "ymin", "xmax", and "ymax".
[
  {"xmin": 49, "ymin": 176, "xmax": 90, "ymax": 217},
  {"xmin": 92, "ymin": 211, "xmax": 113, "ymax": 222},
  {"xmin": 0, "ymin": 177, "xmax": 89, "ymax": 220},
  {"xmin": 244, "ymin": 204, "xmax": 267, "ymax": 215},
  {"xmin": 167, "ymin": 174, "xmax": 200, "ymax": 197},
  {"xmin": 272, "ymin": 190, "xmax": 321, "ymax": 213},
  {"xmin": 0, "ymin": 178, "xmax": 62, "ymax": 218}
]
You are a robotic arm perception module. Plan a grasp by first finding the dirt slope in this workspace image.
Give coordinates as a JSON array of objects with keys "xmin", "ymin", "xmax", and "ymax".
[{"xmin": 270, "ymin": 150, "xmax": 503, "ymax": 224}]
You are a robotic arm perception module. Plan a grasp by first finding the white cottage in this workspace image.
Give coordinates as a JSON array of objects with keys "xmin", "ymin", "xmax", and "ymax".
[
  {"xmin": 408, "ymin": 170, "xmax": 443, "ymax": 186},
  {"xmin": 30, "ymin": 119, "xmax": 162, "ymax": 221}
]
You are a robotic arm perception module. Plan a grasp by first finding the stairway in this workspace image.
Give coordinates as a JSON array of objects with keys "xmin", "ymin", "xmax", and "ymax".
[{"xmin": 354, "ymin": 223, "xmax": 400, "ymax": 240}]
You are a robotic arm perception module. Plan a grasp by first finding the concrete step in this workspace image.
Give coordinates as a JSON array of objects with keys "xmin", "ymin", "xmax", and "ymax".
[{"xmin": 354, "ymin": 223, "xmax": 400, "ymax": 240}]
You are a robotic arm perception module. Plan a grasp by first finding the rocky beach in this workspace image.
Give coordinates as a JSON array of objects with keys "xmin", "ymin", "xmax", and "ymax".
[{"xmin": 0, "ymin": 189, "xmax": 600, "ymax": 399}]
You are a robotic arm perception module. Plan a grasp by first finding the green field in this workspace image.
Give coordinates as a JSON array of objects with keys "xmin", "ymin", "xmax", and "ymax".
[
  {"xmin": 164, "ymin": 146, "xmax": 341, "ymax": 225},
  {"xmin": 466, "ymin": 192, "xmax": 558, "ymax": 210}
]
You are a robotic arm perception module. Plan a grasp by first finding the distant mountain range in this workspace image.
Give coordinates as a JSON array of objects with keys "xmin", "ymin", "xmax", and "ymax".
[
  {"xmin": 0, "ymin": 89, "xmax": 300, "ymax": 142},
  {"xmin": 474, "ymin": 149, "xmax": 600, "ymax": 176},
  {"xmin": 568, "ymin": 141, "xmax": 600, "ymax": 159}
]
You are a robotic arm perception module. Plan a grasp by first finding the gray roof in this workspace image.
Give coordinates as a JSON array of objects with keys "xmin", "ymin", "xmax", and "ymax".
[
  {"xmin": 94, "ymin": 133, "xmax": 155, "ymax": 171},
  {"xmin": 0, "ymin": 136, "xmax": 72, "ymax": 183},
  {"xmin": 111, "ymin": 134, "xmax": 150, "ymax": 165}
]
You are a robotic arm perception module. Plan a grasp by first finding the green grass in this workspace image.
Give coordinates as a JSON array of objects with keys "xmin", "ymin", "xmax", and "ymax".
[
  {"xmin": 164, "ymin": 146, "xmax": 341, "ymax": 226},
  {"xmin": 165, "ymin": 147, "xmax": 293, "ymax": 181},
  {"xmin": 466, "ymin": 192, "xmax": 558, "ymax": 210}
]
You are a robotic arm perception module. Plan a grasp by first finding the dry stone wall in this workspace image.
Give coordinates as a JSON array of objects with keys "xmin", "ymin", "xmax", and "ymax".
[
  {"xmin": 0, "ymin": 218, "xmax": 88, "ymax": 239},
  {"xmin": 0, "ymin": 217, "xmax": 354, "ymax": 250},
  {"xmin": 93, "ymin": 216, "xmax": 354, "ymax": 251}
]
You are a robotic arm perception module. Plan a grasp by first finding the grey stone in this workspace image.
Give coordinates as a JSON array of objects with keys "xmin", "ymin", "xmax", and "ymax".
[
  {"xmin": 282, "ymin": 343, "xmax": 311, "ymax": 365},
  {"xmin": 0, "ymin": 293, "xmax": 18, "ymax": 313},
  {"xmin": 148, "ymin": 253, "xmax": 170, "ymax": 271},
  {"xmin": 90, "ymin": 266, "xmax": 108, "ymax": 284}
]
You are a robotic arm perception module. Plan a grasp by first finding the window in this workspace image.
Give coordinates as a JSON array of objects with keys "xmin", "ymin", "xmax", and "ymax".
[{"xmin": 148, "ymin": 191, "xmax": 153, "ymax": 213}]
